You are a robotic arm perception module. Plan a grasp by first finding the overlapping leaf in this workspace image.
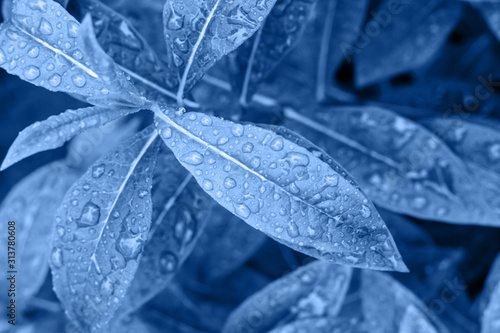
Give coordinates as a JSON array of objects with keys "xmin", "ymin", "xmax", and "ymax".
[
  {"xmin": 50, "ymin": 127, "xmax": 158, "ymax": 332},
  {"xmin": 163, "ymin": 0, "xmax": 278, "ymax": 100},
  {"xmin": 222, "ymin": 260, "xmax": 352, "ymax": 333},
  {"xmin": 1, "ymin": 106, "xmax": 139, "ymax": 170},
  {"xmin": 0, "ymin": 0, "xmax": 142, "ymax": 106},
  {"xmin": 361, "ymin": 270, "xmax": 449, "ymax": 333},
  {"xmin": 479, "ymin": 253, "xmax": 500, "ymax": 333},
  {"xmin": 228, "ymin": 0, "xmax": 318, "ymax": 104},
  {"xmin": 117, "ymin": 144, "xmax": 212, "ymax": 315},
  {"xmin": 284, "ymin": 105, "xmax": 500, "ymax": 225},
  {"xmin": 355, "ymin": 0, "xmax": 462, "ymax": 87},
  {"xmin": 0, "ymin": 161, "xmax": 78, "ymax": 313},
  {"xmin": 154, "ymin": 106, "xmax": 407, "ymax": 271}
]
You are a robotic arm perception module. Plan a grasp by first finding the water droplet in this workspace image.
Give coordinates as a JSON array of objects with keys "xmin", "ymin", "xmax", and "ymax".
[
  {"xmin": 232, "ymin": 124, "xmax": 244, "ymax": 137},
  {"xmin": 162, "ymin": 127, "xmax": 172, "ymax": 139},
  {"xmin": 47, "ymin": 73, "xmax": 61, "ymax": 87},
  {"xmin": 233, "ymin": 203, "xmax": 251, "ymax": 218},
  {"xmin": 489, "ymin": 143, "xmax": 500, "ymax": 161},
  {"xmin": 28, "ymin": 46, "xmax": 39, "ymax": 58},
  {"xmin": 138, "ymin": 190, "xmax": 148, "ymax": 198},
  {"xmin": 270, "ymin": 138, "xmax": 284, "ymax": 151},
  {"xmin": 67, "ymin": 21, "xmax": 79, "ymax": 38},
  {"xmin": 39, "ymin": 18, "xmax": 53, "ymax": 34},
  {"xmin": 360, "ymin": 205, "xmax": 371, "ymax": 218},
  {"xmin": 72, "ymin": 74, "xmax": 86, "ymax": 87},
  {"xmin": 92, "ymin": 164, "xmax": 105, "ymax": 178},
  {"xmin": 200, "ymin": 116, "xmax": 212, "ymax": 126},
  {"xmin": 0, "ymin": 49, "xmax": 6, "ymax": 65},
  {"xmin": 166, "ymin": 3, "xmax": 185, "ymax": 30},
  {"xmin": 51, "ymin": 247, "xmax": 63, "ymax": 268},
  {"xmin": 242, "ymin": 142, "xmax": 254, "ymax": 153},
  {"xmin": 77, "ymin": 202, "xmax": 101, "ymax": 227},
  {"xmin": 224, "ymin": 177, "xmax": 236, "ymax": 189},
  {"xmin": 100, "ymin": 277, "xmax": 114, "ymax": 296},
  {"xmin": 23, "ymin": 65, "xmax": 40, "ymax": 80},
  {"xmin": 218, "ymin": 137, "xmax": 229, "ymax": 145},
  {"xmin": 159, "ymin": 251, "xmax": 178, "ymax": 274},
  {"xmin": 287, "ymin": 221, "xmax": 300, "ymax": 237},
  {"xmin": 181, "ymin": 151, "xmax": 204, "ymax": 165},
  {"xmin": 202, "ymin": 179, "xmax": 213, "ymax": 191},
  {"xmin": 411, "ymin": 197, "xmax": 427, "ymax": 209},
  {"xmin": 72, "ymin": 49, "xmax": 83, "ymax": 60},
  {"xmin": 83, "ymin": 183, "xmax": 91, "ymax": 191},
  {"xmin": 116, "ymin": 233, "xmax": 144, "ymax": 260},
  {"xmin": 250, "ymin": 157, "xmax": 261, "ymax": 168}
]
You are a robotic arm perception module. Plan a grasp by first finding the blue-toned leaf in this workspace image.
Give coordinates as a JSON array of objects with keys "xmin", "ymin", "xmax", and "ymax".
[
  {"xmin": 163, "ymin": 0, "xmax": 278, "ymax": 101},
  {"xmin": 185, "ymin": 204, "xmax": 267, "ymax": 282},
  {"xmin": 76, "ymin": 0, "xmax": 200, "ymax": 107},
  {"xmin": 117, "ymin": 144, "xmax": 212, "ymax": 315},
  {"xmin": 228, "ymin": 0, "xmax": 317, "ymax": 104},
  {"xmin": 154, "ymin": 106, "xmax": 407, "ymax": 271},
  {"xmin": 1, "ymin": 0, "xmax": 13, "ymax": 21},
  {"xmin": 361, "ymin": 270, "xmax": 449, "ymax": 333},
  {"xmin": 66, "ymin": 116, "xmax": 141, "ymax": 170},
  {"xmin": 50, "ymin": 127, "xmax": 158, "ymax": 332},
  {"xmin": 480, "ymin": 253, "xmax": 500, "ymax": 333},
  {"xmin": 314, "ymin": 0, "xmax": 369, "ymax": 101},
  {"xmin": 267, "ymin": 317, "xmax": 364, "ymax": 333},
  {"xmin": 355, "ymin": 0, "xmax": 462, "ymax": 88},
  {"xmin": 222, "ymin": 260, "xmax": 352, "ymax": 333},
  {"xmin": 0, "ymin": 161, "xmax": 78, "ymax": 313},
  {"xmin": 283, "ymin": 106, "xmax": 500, "ymax": 225},
  {"xmin": 0, "ymin": 0, "xmax": 142, "ymax": 106},
  {"xmin": 1, "ymin": 106, "xmax": 139, "ymax": 170},
  {"xmin": 474, "ymin": 2, "xmax": 500, "ymax": 45}
]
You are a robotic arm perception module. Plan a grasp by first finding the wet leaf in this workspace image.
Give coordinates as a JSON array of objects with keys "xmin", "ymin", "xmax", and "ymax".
[
  {"xmin": 1, "ymin": 106, "xmax": 139, "ymax": 170},
  {"xmin": 118, "ymin": 144, "xmax": 212, "ymax": 315},
  {"xmin": 154, "ymin": 106, "xmax": 407, "ymax": 272},
  {"xmin": 361, "ymin": 270, "xmax": 449, "ymax": 333},
  {"xmin": 50, "ymin": 127, "xmax": 159, "ymax": 332},
  {"xmin": 0, "ymin": 0, "xmax": 142, "ymax": 106},
  {"xmin": 284, "ymin": 106, "xmax": 500, "ymax": 225},
  {"xmin": 355, "ymin": 0, "xmax": 462, "ymax": 87},
  {"xmin": 222, "ymin": 260, "xmax": 353, "ymax": 333},
  {"xmin": 0, "ymin": 161, "xmax": 78, "ymax": 313},
  {"xmin": 228, "ymin": 0, "xmax": 318, "ymax": 104},
  {"xmin": 163, "ymin": 0, "xmax": 278, "ymax": 100}
]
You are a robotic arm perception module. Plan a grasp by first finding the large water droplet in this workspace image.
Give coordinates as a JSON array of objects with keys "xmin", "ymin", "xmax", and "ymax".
[
  {"xmin": 232, "ymin": 124, "xmax": 244, "ymax": 137},
  {"xmin": 360, "ymin": 205, "xmax": 371, "ymax": 218},
  {"xmin": 287, "ymin": 221, "xmax": 300, "ymax": 238},
  {"xmin": 51, "ymin": 247, "xmax": 64, "ymax": 268},
  {"xmin": 100, "ymin": 277, "xmax": 114, "ymax": 296},
  {"xmin": 166, "ymin": 3, "xmax": 185, "ymax": 31},
  {"xmin": 201, "ymin": 116, "xmax": 212, "ymax": 126},
  {"xmin": 72, "ymin": 74, "xmax": 87, "ymax": 88},
  {"xmin": 23, "ymin": 65, "xmax": 40, "ymax": 80},
  {"xmin": 77, "ymin": 202, "xmax": 101, "ymax": 227},
  {"xmin": 270, "ymin": 138, "xmax": 284, "ymax": 151},
  {"xmin": 67, "ymin": 21, "xmax": 79, "ymax": 38},
  {"xmin": 242, "ymin": 142, "xmax": 254, "ymax": 153},
  {"xmin": 159, "ymin": 251, "xmax": 178, "ymax": 274},
  {"xmin": 233, "ymin": 203, "xmax": 251, "ymax": 218},
  {"xmin": 28, "ymin": 46, "xmax": 39, "ymax": 58},
  {"xmin": 181, "ymin": 151, "xmax": 204, "ymax": 165},
  {"xmin": 250, "ymin": 157, "xmax": 261, "ymax": 168},
  {"xmin": 92, "ymin": 164, "xmax": 105, "ymax": 178},
  {"xmin": 224, "ymin": 177, "xmax": 236, "ymax": 189},
  {"xmin": 39, "ymin": 19, "xmax": 53, "ymax": 35},
  {"xmin": 116, "ymin": 233, "xmax": 144, "ymax": 260},
  {"xmin": 202, "ymin": 179, "xmax": 213, "ymax": 191}
]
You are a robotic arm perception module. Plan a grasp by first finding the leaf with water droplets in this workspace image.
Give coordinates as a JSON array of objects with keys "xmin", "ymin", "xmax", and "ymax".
[
  {"xmin": 184, "ymin": 204, "xmax": 267, "ymax": 283},
  {"xmin": 355, "ymin": 0, "xmax": 462, "ymax": 88},
  {"xmin": 163, "ymin": 0, "xmax": 278, "ymax": 99},
  {"xmin": 228, "ymin": 0, "xmax": 317, "ymax": 104},
  {"xmin": 50, "ymin": 127, "xmax": 159, "ymax": 332},
  {"xmin": 154, "ymin": 106, "xmax": 407, "ymax": 271},
  {"xmin": 76, "ymin": 0, "xmax": 195, "ymax": 106},
  {"xmin": 360, "ymin": 270, "xmax": 449, "ymax": 333},
  {"xmin": 0, "ymin": 0, "xmax": 142, "ymax": 106},
  {"xmin": 222, "ymin": 260, "xmax": 352, "ymax": 333},
  {"xmin": 0, "ymin": 161, "xmax": 78, "ymax": 314},
  {"xmin": 284, "ymin": 106, "xmax": 500, "ymax": 226},
  {"xmin": 117, "ymin": 144, "xmax": 212, "ymax": 315},
  {"xmin": 1, "ymin": 106, "xmax": 139, "ymax": 171}
]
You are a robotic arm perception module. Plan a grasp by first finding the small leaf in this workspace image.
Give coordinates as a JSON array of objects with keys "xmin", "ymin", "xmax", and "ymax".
[
  {"xmin": 50, "ymin": 127, "xmax": 158, "ymax": 332},
  {"xmin": 355, "ymin": 0, "xmax": 462, "ymax": 87},
  {"xmin": 163, "ymin": 0, "xmax": 278, "ymax": 101},
  {"xmin": 1, "ymin": 106, "xmax": 139, "ymax": 170},
  {"xmin": 184, "ymin": 204, "xmax": 267, "ymax": 282},
  {"xmin": 154, "ymin": 106, "xmax": 407, "ymax": 272},
  {"xmin": 222, "ymin": 260, "xmax": 353, "ymax": 333},
  {"xmin": 361, "ymin": 270, "xmax": 449, "ymax": 333},
  {"xmin": 117, "ymin": 144, "xmax": 212, "ymax": 315},
  {"xmin": 284, "ymin": 106, "xmax": 500, "ymax": 225},
  {"xmin": 0, "ymin": 0, "xmax": 142, "ymax": 106},
  {"xmin": 228, "ymin": 0, "xmax": 318, "ymax": 104},
  {"xmin": 0, "ymin": 161, "xmax": 78, "ymax": 313}
]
